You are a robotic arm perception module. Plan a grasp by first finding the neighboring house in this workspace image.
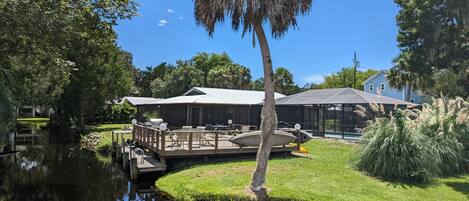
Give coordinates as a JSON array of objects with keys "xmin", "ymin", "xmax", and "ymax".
[
  {"xmin": 17, "ymin": 105, "xmax": 52, "ymax": 117},
  {"xmin": 120, "ymin": 97, "xmax": 164, "ymax": 122},
  {"xmin": 363, "ymin": 70, "xmax": 425, "ymax": 104}
]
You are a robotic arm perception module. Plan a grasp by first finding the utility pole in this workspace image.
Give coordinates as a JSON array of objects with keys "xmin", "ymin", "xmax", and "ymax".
[{"xmin": 352, "ymin": 52, "xmax": 360, "ymax": 89}]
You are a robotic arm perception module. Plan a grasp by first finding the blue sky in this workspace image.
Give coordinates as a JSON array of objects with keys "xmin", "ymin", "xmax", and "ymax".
[{"xmin": 115, "ymin": 0, "xmax": 400, "ymax": 86}]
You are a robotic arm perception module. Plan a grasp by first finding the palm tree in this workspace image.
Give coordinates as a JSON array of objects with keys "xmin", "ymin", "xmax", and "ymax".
[{"xmin": 194, "ymin": 0, "xmax": 313, "ymax": 196}]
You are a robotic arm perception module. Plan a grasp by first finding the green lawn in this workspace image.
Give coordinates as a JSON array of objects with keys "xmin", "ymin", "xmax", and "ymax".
[
  {"xmin": 83, "ymin": 123, "xmax": 132, "ymax": 153},
  {"xmin": 156, "ymin": 139, "xmax": 469, "ymax": 201},
  {"xmin": 16, "ymin": 117, "xmax": 49, "ymax": 127}
]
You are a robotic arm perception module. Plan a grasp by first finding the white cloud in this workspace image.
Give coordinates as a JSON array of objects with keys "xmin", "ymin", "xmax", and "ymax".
[
  {"xmin": 178, "ymin": 16, "xmax": 184, "ymax": 20},
  {"xmin": 167, "ymin": 9, "xmax": 174, "ymax": 13},
  {"xmin": 303, "ymin": 74, "xmax": 325, "ymax": 84},
  {"xmin": 158, "ymin": 19, "xmax": 168, "ymax": 27}
]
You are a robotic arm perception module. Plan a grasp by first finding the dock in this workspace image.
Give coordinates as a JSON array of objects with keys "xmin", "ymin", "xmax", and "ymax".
[{"xmin": 112, "ymin": 125, "xmax": 299, "ymax": 180}]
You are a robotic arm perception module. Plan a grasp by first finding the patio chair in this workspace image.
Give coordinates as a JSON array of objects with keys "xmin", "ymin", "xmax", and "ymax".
[
  {"xmin": 192, "ymin": 132, "xmax": 203, "ymax": 147},
  {"xmin": 176, "ymin": 132, "xmax": 189, "ymax": 148},
  {"xmin": 241, "ymin": 125, "xmax": 251, "ymax": 132}
]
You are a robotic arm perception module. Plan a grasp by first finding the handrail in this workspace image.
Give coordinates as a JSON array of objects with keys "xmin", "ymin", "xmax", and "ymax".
[{"xmin": 132, "ymin": 124, "xmax": 298, "ymax": 156}]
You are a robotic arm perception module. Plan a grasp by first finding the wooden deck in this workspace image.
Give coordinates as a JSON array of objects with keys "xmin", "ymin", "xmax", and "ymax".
[
  {"xmin": 112, "ymin": 125, "xmax": 299, "ymax": 180},
  {"xmin": 132, "ymin": 125, "xmax": 298, "ymax": 158},
  {"xmin": 122, "ymin": 146, "xmax": 167, "ymax": 173}
]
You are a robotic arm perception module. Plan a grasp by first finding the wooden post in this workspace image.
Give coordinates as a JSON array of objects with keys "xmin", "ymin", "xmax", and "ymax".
[
  {"xmin": 132, "ymin": 124, "xmax": 135, "ymax": 141},
  {"xmin": 122, "ymin": 147, "xmax": 129, "ymax": 170},
  {"xmin": 161, "ymin": 131, "xmax": 166, "ymax": 154},
  {"xmin": 112, "ymin": 131, "xmax": 116, "ymax": 156},
  {"xmin": 117, "ymin": 143, "xmax": 121, "ymax": 160},
  {"xmin": 296, "ymin": 129, "xmax": 301, "ymax": 151},
  {"xmin": 188, "ymin": 132, "xmax": 193, "ymax": 151},
  {"xmin": 156, "ymin": 130, "xmax": 160, "ymax": 152},
  {"xmin": 152, "ymin": 129, "xmax": 156, "ymax": 151},
  {"xmin": 130, "ymin": 156, "xmax": 138, "ymax": 180},
  {"xmin": 160, "ymin": 157, "xmax": 166, "ymax": 166},
  {"xmin": 214, "ymin": 132, "xmax": 219, "ymax": 153}
]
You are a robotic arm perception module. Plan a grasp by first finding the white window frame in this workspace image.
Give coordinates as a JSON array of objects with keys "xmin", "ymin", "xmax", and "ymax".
[
  {"xmin": 369, "ymin": 84, "xmax": 374, "ymax": 92},
  {"xmin": 380, "ymin": 83, "xmax": 385, "ymax": 91}
]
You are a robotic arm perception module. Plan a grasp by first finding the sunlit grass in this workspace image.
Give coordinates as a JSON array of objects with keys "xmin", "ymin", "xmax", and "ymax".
[
  {"xmin": 16, "ymin": 117, "xmax": 49, "ymax": 127},
  {"xmin": 156, "ymin": 139, "xmax": 469, "ymax": 201},
  {"xmin": 83, "ymin": 123, "xmax": 132, "ymax": 153}
]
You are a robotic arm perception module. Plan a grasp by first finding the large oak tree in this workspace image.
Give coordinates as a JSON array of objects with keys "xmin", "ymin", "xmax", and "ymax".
[{"xmin": 389, "ymin": 0, "xmax": 469, "ymax": 98}]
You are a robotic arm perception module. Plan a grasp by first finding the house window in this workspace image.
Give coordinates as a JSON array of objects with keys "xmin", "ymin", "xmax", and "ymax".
[
  {"xmin": 369, "ymin": 84, "xmax": 374, "ymax": 92},
  {"xmin": 393, "ymin": 86, "xmax": 398, "ymax": 91},
  {"xmin": 410, "ymin": 98, "xmax": 415, "ymax": 103},
  {"xmin": 380, "ymin": 83, "xmax": 385, "ymax": 91}
]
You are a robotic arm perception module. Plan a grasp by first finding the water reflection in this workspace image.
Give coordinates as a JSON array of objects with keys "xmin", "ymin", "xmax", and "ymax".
[{"xmin": 0, "ymin": 124, "xmax": 167, "ymax": 201}]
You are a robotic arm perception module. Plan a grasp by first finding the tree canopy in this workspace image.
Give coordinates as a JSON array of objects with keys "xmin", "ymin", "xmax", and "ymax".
[
  {"xmin": 314, "ymin": 67, "xmax": 378, "ymax": 90},
  {"xmin": 207, "ymin": 64, "xmax": 252, "ymax": 89},
  {"xmin": 389, "ymin": 0, "xmax": 469, "ymax": 98},
  {"xmin": 0, "ymin": 0, "xmax": 138, "ymax": 130}
]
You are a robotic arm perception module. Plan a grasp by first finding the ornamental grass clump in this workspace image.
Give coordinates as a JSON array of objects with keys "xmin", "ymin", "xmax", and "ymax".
[
  {"xmin": 357, "ymin": 109, "xmax": 440, "ymax": 183},
  {"xmin": 413, "ymin": 97, "xmax": 469, "ymax": 174}
]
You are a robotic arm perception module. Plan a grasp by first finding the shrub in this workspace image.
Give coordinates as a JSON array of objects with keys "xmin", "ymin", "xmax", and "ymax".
[
  {"xmin": 413, "ymin": 97, "xmax": 469, "ymax": 174},
  {"xmin": 111, "ymin": 102, "xmax": 137, "ymax": 123},
  {"xmin": 91, "ymin": 102, "xmax": 136, "ymax": 123},
  {"xmin": 357, "ymin": 110, "xmax": 440, "ymax": 183}
]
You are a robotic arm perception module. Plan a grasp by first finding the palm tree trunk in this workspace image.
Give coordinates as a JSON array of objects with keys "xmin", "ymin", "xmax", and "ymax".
[
  {"xmin": 250, "ymin": 21, "xmax": 277, "ymax": 195},
  {"xmin": 405, "ymin": 82, "xmax": 411, "ymax": 102}
]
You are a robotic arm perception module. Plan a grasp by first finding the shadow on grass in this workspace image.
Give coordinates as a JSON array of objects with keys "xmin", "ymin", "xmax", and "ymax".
[
  {"xmin": 383, "ymin": 180, "xmax": 438, "ymax": 190},
  {"xmin": 170, "ymin": 192, "xmax": 306, "ymax": 201},
  {"xmin": 166, "ymin": 152, "xmax": 303, "ymax": 172},
  {"xmin": 445, "ymin": 181, "xmax": 469, "ymax": 197}
]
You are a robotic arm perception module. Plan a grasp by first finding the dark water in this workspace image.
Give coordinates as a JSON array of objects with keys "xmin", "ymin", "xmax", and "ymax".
[{"xmin": 0, "ymin": 124, "xmax": 168, "ymax": 201}]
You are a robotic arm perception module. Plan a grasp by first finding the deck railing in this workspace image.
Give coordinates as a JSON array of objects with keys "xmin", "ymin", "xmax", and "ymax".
[{"xmin": 132, "ymin": 124, "xmax": 299, "ymax": 157}]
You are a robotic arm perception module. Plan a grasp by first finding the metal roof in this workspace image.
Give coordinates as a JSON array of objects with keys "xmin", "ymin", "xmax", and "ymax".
[
  {"xmin": 156, "ymin": 87, "xmax": 286, "ymax": 105},
  {"xmin": 275, "ymin": 88, "xmax": 414, "ymax": 105},
  {"xmin": 121, "ymin": 97, "xmax": 163, "ymax": 106}
]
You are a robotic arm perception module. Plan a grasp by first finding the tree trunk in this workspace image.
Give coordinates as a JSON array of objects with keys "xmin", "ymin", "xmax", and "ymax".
[
  {"xmin": 405, "ymin": 82, "xmax": 411, "ymax": 102},
  {"xmin": 250, "ymin": 21, "xmax": 277, "ymax": 197}
]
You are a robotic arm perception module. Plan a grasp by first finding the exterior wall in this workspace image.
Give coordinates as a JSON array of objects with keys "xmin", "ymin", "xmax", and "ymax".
[
  {"xmin": 363, "ymin": 71, "xmax": 424, "ymax": 104},
  {"xmin": 157, "ymin": 104, "xmax": 262, "ymax": 128}
]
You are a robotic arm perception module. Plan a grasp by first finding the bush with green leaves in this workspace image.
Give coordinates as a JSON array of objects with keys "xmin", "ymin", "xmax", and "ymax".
[
  {"xmin": 91, "ymin": 102, "xmax": 136, "ymax": 123},
  {"xmin": 357, "ymin": 110, "xmax": 440, "ymax": 183}
]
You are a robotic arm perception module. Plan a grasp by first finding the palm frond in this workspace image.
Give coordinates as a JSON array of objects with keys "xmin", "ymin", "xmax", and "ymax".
[{"xmin": 194, "ymin": 0, "xmax": 313, "ymax": 38}]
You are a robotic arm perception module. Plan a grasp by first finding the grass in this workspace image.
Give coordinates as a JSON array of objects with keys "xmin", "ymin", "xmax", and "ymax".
[
  {"xmin": 16, "ymin": 117, "xmax": 49, "ymax": 127},
  {"xmin": 83, "ymin": 123, "xmax": 132, "ymax": 153},
  {"xmin": 156, "ymin": 139, "xmax": 469, "ymax": 201}
]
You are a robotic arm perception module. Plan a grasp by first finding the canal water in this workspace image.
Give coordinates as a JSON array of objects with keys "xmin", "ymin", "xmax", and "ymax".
[{"xmin": 0, "ymin": 124, "xmax": 170, "ymax": 201}]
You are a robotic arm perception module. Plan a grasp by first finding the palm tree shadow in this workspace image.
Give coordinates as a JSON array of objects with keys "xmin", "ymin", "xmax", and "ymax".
[
  {"xmin": 183, "ymin": 192, "xmax": 306, "ymax": 201},
  {"xmin": 445, "ymin": 181, "xmax": 469, "ymax": 198},
  {"xmin": 166, "ymin": 152, "xmax": 302, "ymax": 172}
]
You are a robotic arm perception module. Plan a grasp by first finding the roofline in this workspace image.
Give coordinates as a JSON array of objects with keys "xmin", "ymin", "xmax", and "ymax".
[
  {"xmin": 182, "ymin": 88, "xmax": 206, "ymax": 96},
  {"xmin": 363, "ymin": 70, "xmax": 387, "ymax": 84},
  {"xmin": 182, "ymin": 87, "xmax": 286, "ymax": 96}
]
